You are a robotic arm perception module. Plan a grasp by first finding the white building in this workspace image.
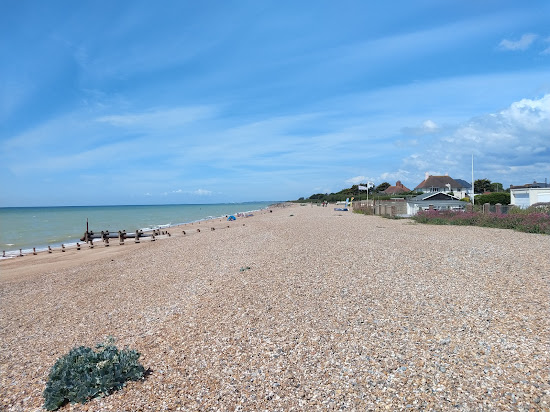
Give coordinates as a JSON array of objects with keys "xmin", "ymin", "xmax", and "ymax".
[{"xmin": 510, "ymin": 186, "xmax": 550, "ymax": 208}]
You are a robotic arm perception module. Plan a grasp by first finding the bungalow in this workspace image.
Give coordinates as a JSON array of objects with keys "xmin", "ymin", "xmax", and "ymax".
[
  {"xmin": 406, "ymin": 192, "xmax": 468, "ymax": 216},
  {"xmin": 510, "ymin": 181, "xmax": 550, "ymax": 208}
]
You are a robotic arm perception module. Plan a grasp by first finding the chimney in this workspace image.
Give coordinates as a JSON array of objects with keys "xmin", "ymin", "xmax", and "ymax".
[{"xmin": 396, "ymin": 181, "xmax": 402, "ymax": 187}]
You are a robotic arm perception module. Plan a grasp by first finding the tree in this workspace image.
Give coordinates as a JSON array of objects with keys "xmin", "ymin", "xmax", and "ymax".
[
  {"xmin": 489, "ymin": 182, "xmax": 504, "ymax": 192},
  {"xmin": 474, "ymin": 179, "xmax": 492, "ymax": 193},
  {"xmin": 375, "ymin": 182, "xmax": 391, "ymax": 193}
]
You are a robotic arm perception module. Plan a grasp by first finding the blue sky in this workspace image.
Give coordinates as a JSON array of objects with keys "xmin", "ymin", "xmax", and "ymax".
[{"xmin": 1, "ymin": 1, "xmax": 549, "ymax": 206}]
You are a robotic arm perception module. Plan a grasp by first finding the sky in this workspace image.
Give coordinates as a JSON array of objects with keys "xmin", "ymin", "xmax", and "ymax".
[{"xmin": 1, "ymin": 1, "xmax": 549, "ymax": 206}]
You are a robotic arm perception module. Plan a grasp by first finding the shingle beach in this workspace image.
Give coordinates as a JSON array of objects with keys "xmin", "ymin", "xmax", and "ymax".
[{"xmin": 1, "ymin": 204, "xmax": 549, "ymax": 411}]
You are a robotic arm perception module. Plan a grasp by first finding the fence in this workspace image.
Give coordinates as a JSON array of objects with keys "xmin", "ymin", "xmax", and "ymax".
[
  {"xmin": 481, "ymin": 203, "xmax": 513, "ymax": 214},
  {"xmin": 352, "ymin": 199, "xmax": 407, "ymax": 217}
]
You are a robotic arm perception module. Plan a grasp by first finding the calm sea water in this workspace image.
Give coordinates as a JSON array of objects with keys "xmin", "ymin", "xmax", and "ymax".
[{"xmin": 0, "ymin": 202, "xmax": 274, "ymax": 258}]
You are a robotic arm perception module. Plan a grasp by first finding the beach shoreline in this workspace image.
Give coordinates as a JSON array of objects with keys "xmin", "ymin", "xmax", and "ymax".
[
  {"xmin": 1, "ymin": 204, "xmax": 548, "ymax": 410},
  {"xmin": 0, "ymin": 204, "xmax": 286, "ymax": 281},
  {"xmin": 0, "ymin": 202, "xmax": 277, "ymax": 259}
]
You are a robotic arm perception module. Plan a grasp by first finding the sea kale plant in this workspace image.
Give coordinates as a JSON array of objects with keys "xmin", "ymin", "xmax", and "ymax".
[{"xmin": 43, "ymin": 337, "xmax": 145, "ymax": 411}]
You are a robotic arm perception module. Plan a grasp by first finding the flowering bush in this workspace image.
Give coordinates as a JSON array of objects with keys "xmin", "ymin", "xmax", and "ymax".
[{"xmin": 412, "ymin": 209, "xmax": 550, "ymax": 234}]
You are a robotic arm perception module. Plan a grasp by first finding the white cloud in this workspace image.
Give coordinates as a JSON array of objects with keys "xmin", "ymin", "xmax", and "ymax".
[
  {"xmin": 401, "ymin": 119, "xmax": 440, "ymax": 137},
  {"xmin": 401, "ymin": 94, "xmax": 550, "ymax": 187},
  {"xmin": 194, "ymin": 189, "xmax": 212, "ymax": 196},
  {"xmin": 345, "ymin": 176, "xmax": 369, "ymax": 185},
  {"xmin": 498, "ymin": 33, "xmax": 538, "ymax": 51},
  {"xmin": 423, "ymin": 120, "xmax": 439, "ymax": 131},
  {"xmin": 379, "ymin": 170, "xmax": 411, "ymax": 183},
  {"xmin": 441, "ymin": 94, "xmax": 550, "ymax": 150}
]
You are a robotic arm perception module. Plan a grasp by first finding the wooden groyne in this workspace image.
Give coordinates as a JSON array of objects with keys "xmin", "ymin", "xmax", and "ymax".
[
  {"xmin": 1, "ymin": 208, "xmax": 271, "ymax": 259},
  {"xmin": 1, "ymin": 228, "xmax": 171, "ymax": 258}
]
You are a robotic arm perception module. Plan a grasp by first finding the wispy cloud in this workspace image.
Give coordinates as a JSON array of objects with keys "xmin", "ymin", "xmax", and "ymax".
[
  {"xmin": 498, "ymin": 33, "xmax": 538, "ymax": 51},
  {"xmin": 345, "ymin": 176, "xmax": 370, "ymax": 185},
  {"xmin": 194, "ymin": 189, "xmax": 212, "ymax": 196},
  {"xmin": 2, "ymin": 2, "xmax": 550, "ymax": 206},
  {"xmin": 96, "ymin": 106, "xmax": 217, "ymax": 129}
]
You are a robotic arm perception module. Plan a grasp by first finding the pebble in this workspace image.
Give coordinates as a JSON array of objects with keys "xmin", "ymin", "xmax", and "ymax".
[{"xmin": 1, "ymin": 204, "xmax": 549, "ymax": 411}]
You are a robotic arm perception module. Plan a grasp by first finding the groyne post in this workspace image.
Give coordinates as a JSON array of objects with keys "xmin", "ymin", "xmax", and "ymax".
[{"xmin": 135, "ymin": 230, "xmax": 140, "ymax": 243}]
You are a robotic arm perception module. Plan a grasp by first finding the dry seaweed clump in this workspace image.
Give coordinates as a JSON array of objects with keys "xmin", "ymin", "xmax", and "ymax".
[{"xmin": 43, "ymin": 337, "xmax": 145, "ymax": 410}]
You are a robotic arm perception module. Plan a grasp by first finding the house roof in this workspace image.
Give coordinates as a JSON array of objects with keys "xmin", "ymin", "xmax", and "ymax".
[
  {"xmin": 415, "ymin": 175, "xmax": 464, "ymax": 190},
  {"xmin": 409, "ymin": 192, "xmax": 460, "ymax": 202},
  {"xmin": 383, "ymin": 180, "xmax": 411, "ymax": 194},
  {"xmin": 510, "ymin": 181, "xmax": 550, "ymax": 189},
  {"xmin": 454, "ymin": 179, "xmax": 472, "ymax": 189}
]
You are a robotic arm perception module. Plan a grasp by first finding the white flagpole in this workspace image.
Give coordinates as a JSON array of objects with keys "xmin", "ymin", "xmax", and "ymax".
[{"xmin": 471, "ymin": 154, "xmax": 474, "ymax": 206}]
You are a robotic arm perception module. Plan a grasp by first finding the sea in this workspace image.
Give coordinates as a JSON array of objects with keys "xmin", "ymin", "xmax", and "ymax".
[{"xmin": 0, "ymin": 202, "xmax": 275, "ymax": 259}]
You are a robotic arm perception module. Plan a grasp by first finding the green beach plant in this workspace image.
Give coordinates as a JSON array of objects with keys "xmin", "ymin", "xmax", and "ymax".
[{"xmin": 43, "ymin": 337, "xmax": 145, "ymax": 411}]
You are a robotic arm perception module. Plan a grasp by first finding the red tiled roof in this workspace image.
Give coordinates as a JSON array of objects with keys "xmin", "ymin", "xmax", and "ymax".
[{"xmin": 383, "ymin": 181, "xmax": 411, "ymax": 194}]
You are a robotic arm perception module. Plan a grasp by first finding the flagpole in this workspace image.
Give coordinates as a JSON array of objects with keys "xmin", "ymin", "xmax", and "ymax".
[{"xmin": 471, "ymin": 154, "xmax": 474, "ymax": 206}]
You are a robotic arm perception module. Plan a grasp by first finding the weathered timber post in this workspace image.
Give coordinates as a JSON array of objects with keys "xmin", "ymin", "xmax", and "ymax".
[
  {"xmin": 89, "ymin": 239, "xmax": 94, "ymax": 249},
  {"xmin": 48, "ymin": 246, "xmax": 53, "ymax": 253},
  {"xmin": 151, "ymin": 233, "xmax": 156, "ymax": 241},
  {"xmin": 105, "ymin": 238, "xmax": 109, "ymax": 247},
  {"xmin": 119, "ymin": 231, "xmax": 124, "ymax": 245},
  {"xmin": 19, "ymin": 249, "xmax": 23, "ymax": 257},
  {"xmin": 76, "ymin": 242, "xmax": 81, "ymax": 250},
  {"xmin": 135, "ymin": 230, "xmax": 140, "ymax": 243},
  {"xmin": 167, "ymin": 232, "xmax": 171, "ymax": 237},
  {"xmin": 2, "ymin": 251, "xmax": 5, "ymax": 258},
  {"xmin": 61, "ymin": 244, "xmax": 66, "ymax": 252},
  {"xmin": 33, "ymin": 247, "xmax": 37, "ymax": 255}
]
